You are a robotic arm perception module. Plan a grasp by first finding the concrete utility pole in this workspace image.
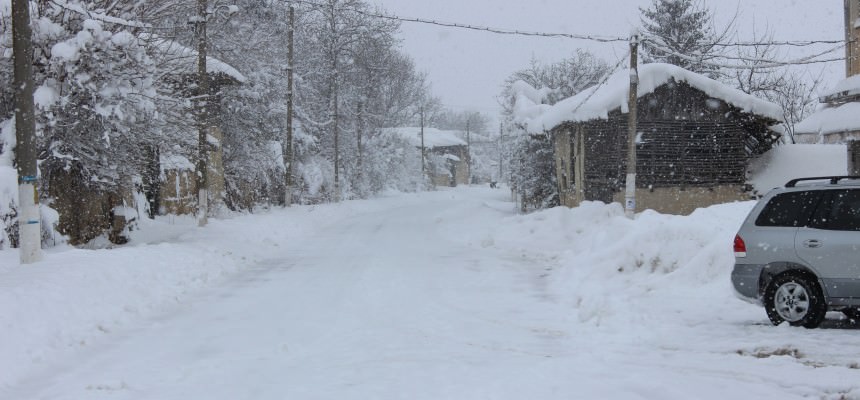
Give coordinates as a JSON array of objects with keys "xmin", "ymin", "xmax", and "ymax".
[
  {"xmin": 194, "ymin": 0, "xmax": 210, "ymax": 227},
  {"xmin": 624, "ymin": 33, "xmax": 640, "ymax": 219},
  {"xmin": 284, "ymin": 5, "xmax": 295, "ymax": 207},
  {"xmin": 12, "ymin": 0, "xmax": 43, "ymax": 263}
]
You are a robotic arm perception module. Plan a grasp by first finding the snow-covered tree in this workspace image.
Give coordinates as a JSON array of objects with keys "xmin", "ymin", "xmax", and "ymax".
[
  {"xmin": 639, "ymin": 0, "xmax": 734, "ymax": 75},
  {"xmin": 499, "ymin": 52, "xmax": 608, "ymax": 210}
]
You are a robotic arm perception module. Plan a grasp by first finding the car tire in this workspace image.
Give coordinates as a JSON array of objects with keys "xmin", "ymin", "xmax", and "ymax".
[{"xmin": 764, "ymin": 272, "xmax": 827, "ymax": 328}]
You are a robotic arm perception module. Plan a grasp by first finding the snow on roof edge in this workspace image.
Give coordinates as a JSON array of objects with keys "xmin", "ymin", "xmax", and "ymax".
[
  {"xmin": 515, "ymin": 63, "xmax": 783, "ymax": 134},
  {"xmin": 820, "ymin": 75, "xmax": 860, "ymax": 101},
  {"xmin": 794, "ymin": 102, "xmax": 860, "ymax": 136}
]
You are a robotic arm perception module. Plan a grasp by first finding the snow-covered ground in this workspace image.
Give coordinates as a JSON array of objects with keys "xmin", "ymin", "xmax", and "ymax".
[{"xmin": 2, "ymin": 187, "xmax": 860, "ymax": 399}]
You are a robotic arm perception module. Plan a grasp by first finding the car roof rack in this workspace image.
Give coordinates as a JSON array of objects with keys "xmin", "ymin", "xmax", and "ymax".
[{"xmin": 785, "ymin": 176, "xmax": 860, "ymax": 188}]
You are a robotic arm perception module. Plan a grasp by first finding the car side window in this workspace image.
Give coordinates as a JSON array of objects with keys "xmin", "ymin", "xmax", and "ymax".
[
  {"xmin": 755, "ymin": 190, "xmax": 821, "ymax": 227},
  {"xmin": 809, "ymin": 189, "xmax": 860, "ymax": 231}
]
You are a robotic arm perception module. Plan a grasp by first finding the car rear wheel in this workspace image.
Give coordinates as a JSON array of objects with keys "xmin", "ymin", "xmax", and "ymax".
[{"xmin": 764, "ymin": 272, "xmax": 827, "ymax": 328}]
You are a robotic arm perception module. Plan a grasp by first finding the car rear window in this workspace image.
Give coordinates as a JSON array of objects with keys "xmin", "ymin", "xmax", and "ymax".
[{"xmin": 755, "ymin": 190, "xmax": 821, "ymax": 227}]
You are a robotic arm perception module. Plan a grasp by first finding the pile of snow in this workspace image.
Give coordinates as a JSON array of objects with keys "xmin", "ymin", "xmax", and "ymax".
[
  {"xmin": 383, "ymin": 127, "xmax": 467, "ymax": 148},
  {"xmin": 514, "ymin": 63, "xmax": 783, "ymax": 134},
  {"xmin": 747, "ymin": 143, "xmax": 848, "ymax": 193},
  {"xmin": 0, "ymin": 119, "xmax": 16, "ymax": 248},
  {"xmin": 454, "ymin": 200, "xmax": 756, "ymax": 330}
]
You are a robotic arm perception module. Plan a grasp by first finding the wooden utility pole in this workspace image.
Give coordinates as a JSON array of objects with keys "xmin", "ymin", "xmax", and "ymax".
[
  {"xmin": 284, "ymin": 5, "xmax": 295, "ymax": 206},
  {"xmin": 624, "ymin": 34, "xmax": 640, "ymax": 219},
  {"xmin": 420, "ymin": 107, "xmax": 426, "ymax": 176},
  {"xmin": 498, "ymin": 122, "xmax": 503, "ymax": 183},
  {"xmin": 465, "ymin": 116, "xmax": 471, "ymax": 184},
  {"xmin": 194, "ymin": 0, "xmax": 209, "ymax": 226},
  {"xmin": 12, "ymin": 0, "xmax": 42, "ymax": 263}
]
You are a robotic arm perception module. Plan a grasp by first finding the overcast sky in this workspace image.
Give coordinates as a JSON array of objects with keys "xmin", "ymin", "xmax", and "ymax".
[{"xmin": 369, "ymin": 0, "xmax": 845, "ymax": 121}]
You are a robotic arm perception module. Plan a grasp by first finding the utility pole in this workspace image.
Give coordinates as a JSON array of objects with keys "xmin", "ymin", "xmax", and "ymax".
[
  {"xmin": 498, "ymin": 122, "xmax": 503, "ymax": 183},
  {"xmin": 420, "ymin": 107, "xmax": 426, "ymax": 176},
  {"xmin": 329, "ymin": 0, "xmax": 340, "ymax": 202},
  {"xmin": 465, "ymin": 116, "xmax": 471, "ymax": 185},
  {"xmin": 624, "ymin": 33, "xmax": 640, "ymax": 219},
  {"xmin": 284, "ymin": 5, "xmax": 295, "ymax": 207},
  {"xmin": 12, "ymin": 0, "xmax": 42, "ymax": 263},
  {"xmin": 194, "ymin": 0, "xmax": 209, "ymax": 226}
]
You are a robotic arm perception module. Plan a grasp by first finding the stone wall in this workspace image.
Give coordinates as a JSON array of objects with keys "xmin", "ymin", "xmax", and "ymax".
[{"xmin": 611, "ymin": 185, "xmax": 750, "ymax": 215}]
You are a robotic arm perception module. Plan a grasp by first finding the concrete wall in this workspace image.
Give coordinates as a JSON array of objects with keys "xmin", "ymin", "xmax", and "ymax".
[{"xmin": 611, "ymin": 185, "xmax": 750, "ymax": 215}]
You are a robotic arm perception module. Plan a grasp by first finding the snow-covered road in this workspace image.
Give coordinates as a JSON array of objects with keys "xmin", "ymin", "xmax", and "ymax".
[{"xmin": 3, "ymin": 187, "xmax": 860, "ymax": 399}]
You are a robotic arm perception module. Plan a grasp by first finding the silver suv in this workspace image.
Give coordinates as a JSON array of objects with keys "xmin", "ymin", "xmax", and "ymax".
[{"xmin": 732, "ymin": 176, "xmax": 860, "ymax": 328}]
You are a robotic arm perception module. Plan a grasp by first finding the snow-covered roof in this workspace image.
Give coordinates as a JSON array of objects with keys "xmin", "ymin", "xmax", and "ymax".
[
  {"xmin": 747, "ymin": 144, "xmax": 847, "ymax": 193},
  {"xmin": 143, "ymin": 34, "xmax": 246, "ymax": 83},
  {"xmin": 383, "ymin": 127, "xmax": 467, "ymax": 148},
  {"xmin": 793, "ymin": 102, "xmax": 860, "ymax": 136},
  {"xmin": 819, "ymin": 75, "xmax": 860, "ymax": 101},
  {"xmin": 514, "ymin": 63, "xmax": 783, "ymax": 134}
]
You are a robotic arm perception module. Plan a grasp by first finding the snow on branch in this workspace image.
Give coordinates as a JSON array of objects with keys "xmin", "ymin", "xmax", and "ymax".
[{"xmin": 49, "ymin": 0, "xmax": 152, "ymax": 29}]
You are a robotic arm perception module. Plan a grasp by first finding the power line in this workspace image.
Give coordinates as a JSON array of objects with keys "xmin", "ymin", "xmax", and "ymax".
[
  {"xmin": 288, "ymin": 0, "xmax": 844, "ymax": 48},
  {"xmin": 642, "ymin": 37, "xmax": 846, "ymax": 69}
]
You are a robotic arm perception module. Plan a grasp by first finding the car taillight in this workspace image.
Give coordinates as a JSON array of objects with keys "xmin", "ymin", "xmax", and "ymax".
[{"xmin": 734, "ymin": 234, "xmax": 747, "ymax": 258}]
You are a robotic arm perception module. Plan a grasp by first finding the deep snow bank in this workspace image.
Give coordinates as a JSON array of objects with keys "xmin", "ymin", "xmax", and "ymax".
[{"xmin": 473, "ymin": 200, "xmax": 758, "ymax": 328}]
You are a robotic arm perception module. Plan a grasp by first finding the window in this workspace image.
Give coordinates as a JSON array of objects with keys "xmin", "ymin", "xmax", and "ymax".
[
  {"xmin": 809, "ymin": 190, "xmax": 860, "ymax": 231},
  {"xmin": 755, "ymin": 191, "xmax": 821, "ymax": 227}
]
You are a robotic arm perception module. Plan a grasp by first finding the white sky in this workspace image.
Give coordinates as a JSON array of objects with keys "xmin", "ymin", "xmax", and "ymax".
[{"xmin": 370, "ymin": 0, "xmax": 845, "ymax": 120}]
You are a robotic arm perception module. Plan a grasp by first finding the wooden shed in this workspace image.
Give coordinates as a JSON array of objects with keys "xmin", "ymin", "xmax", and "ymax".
[{"xmin": 518, "ymin": 63, "xmax": 782, "ymax": 214}]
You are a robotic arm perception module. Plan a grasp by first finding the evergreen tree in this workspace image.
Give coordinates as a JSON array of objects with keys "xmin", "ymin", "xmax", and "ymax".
[{"xmin": 639, "ymin": 0, "xmax": 733, "ymax": 75}]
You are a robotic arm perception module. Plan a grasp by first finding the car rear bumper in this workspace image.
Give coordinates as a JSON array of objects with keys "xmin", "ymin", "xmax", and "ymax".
[{"xmin": 731, "ymin": 263, "xmax": 763, "ymax": 304}]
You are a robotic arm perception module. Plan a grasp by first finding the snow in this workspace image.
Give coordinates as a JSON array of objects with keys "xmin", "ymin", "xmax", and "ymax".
[
  {"xmin": 141, "ymin": 34, "xmax": 247, "ymax": 84},
  {"xmin": 2, "ymin": 188, "xmax": 860, "ymax": 398},
  {"xmin": 747, "ymin": 144, "xmax": 848, "ymax": 194},
  {"xmin": 383, "ymin": 127, "xmax": 467, "ymax": 148},
  {"xmin": 793, "ymin": 102, "xmax": 860, "ymax": 137},
  {"xmin": 160, "ymin": 153, "xmax": 194, "ymax": 171},
  {"xmin": 33, "ymin": 85, "xmax": 60, "ymax": 109},
  {"xmin": 514, "ymin": 63, "xmax": 784, "ymax": 134},
  {"xmin": 821, "ymin": 75, "xmax": 860, "ymax": 100}
]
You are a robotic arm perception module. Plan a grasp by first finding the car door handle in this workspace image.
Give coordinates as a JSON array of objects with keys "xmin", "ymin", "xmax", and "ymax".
[{"xmin": 803, "ymin": 239, "xmax": 822, "ymax": 248}]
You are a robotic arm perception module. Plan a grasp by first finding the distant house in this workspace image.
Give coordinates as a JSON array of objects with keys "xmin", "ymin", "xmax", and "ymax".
[
  {"xmin": 794, "ymin": 2, "xmax": 860, "ymax": 175},
  {"xmin": 514, "ymin": 63, "xmax": 782, "ymax": 215},
  {"xmin": 144, "ymin": 36, "xmax": 246, "ymax": 216},
  {"xmin": 794, "ymin": 76, "xmax": 860, "ymax": 145},
  {"xmin": 384, "ymin": 127, "xmax": 470, "ymax": 186}
]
